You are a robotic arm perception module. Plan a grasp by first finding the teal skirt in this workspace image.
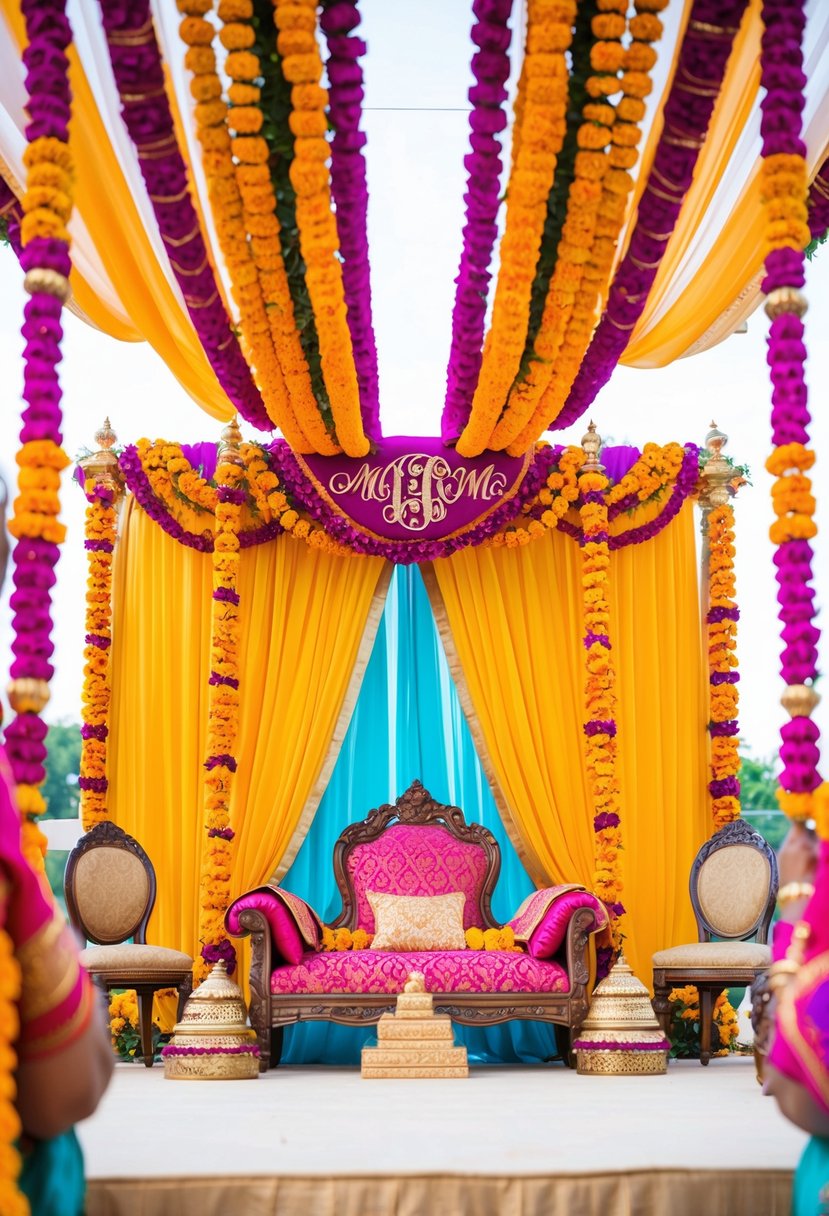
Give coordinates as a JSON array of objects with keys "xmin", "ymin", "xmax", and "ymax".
[
  {"xmin": 793, "ymin": 1136, "xmax": 829, "ymax": 1216},
  {"xmin": 20, "ymin": 1129, "xmax": 85, "ymax": 1216}
]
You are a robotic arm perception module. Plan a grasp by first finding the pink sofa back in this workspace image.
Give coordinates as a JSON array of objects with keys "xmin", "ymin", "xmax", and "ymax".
[{"xmin": 346, "ymin": 823, "xmax": 489, "ymax": 932}]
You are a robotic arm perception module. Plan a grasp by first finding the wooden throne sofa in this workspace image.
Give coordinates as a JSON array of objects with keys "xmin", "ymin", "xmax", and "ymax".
[{"xmin": 226, "ymin": 781, "xmax": 607, "ymax": 1070}]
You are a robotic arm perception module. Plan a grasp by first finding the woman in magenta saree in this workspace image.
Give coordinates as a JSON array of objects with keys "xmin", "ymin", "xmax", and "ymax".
[
  {"xmin": 766, "ymin": 828, "xmax": 829, "ymax": 1216},
  {"xmin": 0, "ymin": 744, "xmax": 112, "ymax": 1214}
]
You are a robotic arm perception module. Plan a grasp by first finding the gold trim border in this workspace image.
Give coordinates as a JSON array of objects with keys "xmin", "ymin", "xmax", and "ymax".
[
  {"xmin": 267, "ymin": 561, "xmax": 394, "ymax": 884},
  {"xmin": 419, "ymin": 561, "xmax": 549, "ymax": 890}
]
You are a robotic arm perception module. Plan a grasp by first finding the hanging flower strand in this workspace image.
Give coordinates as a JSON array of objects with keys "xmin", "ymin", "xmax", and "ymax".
[
  {"xmin": 77, "ymin": 421, "xmax": 123, "ymax": 831},
  {"xmin": 196, "ymin": 421, "xmax": 246, "ymax": 983},
  {"xmin": 759, "ymin": 0, "xmax": 826, "ymax": 827}
]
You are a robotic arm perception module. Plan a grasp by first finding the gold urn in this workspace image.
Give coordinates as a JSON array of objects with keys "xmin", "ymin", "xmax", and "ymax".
[
  {"xmin": 163, "ymin": 961, "xmax": 260, "ymax": 1081},
  {"xmin": 573, "ymin": 956, "xmax": 670, "ymax": 1076}
]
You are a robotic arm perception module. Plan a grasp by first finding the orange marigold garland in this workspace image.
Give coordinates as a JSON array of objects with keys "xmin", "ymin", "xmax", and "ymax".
[
  {"xmin": 706, "ymin": 505, "xmax": 741, "ymax": 831},
  {"xmin": 455, "ymin": 0, "xmax": 575, "ymax": 458},
  {"xmin": 78, "ymin": 479, "xmax": 117, "ymax": 831},
  {"xmin": 273, "ymin": 0, "xmax": 370, "ymax": 458},
  {"xmin": 196, "ymin": 442, "xmax": 244, "ymax": 985},
  {"xmin": 578, "ymin": 454, "xmax": 625, "ymax": 972},
  {"xmin": 0, "ymin": 923, "xmax": 25, "ymax": 1216}
]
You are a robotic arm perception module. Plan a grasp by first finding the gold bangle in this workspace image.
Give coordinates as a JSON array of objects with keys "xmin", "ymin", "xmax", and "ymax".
[{"xmin": 778, "ymin": 881, "xmax": 815, "ymax": 907}]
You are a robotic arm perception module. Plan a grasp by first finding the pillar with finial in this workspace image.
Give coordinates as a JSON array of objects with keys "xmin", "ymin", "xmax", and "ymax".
[
  {"xmin": 581, "ymin": 419, "xmax": 605, "ymax": 471},
  {"xmin": 695, "ymin": 421, "xmax": 742, "ymax": 638},
  {"xmin": 217, "ymin": 416, "xmax": 244, "ymax": 468},
  {"xmin": 78, "ymin": 417, "xmax": 125, "ymax": 512}
]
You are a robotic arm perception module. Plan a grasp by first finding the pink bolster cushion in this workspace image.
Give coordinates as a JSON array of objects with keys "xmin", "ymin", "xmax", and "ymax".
[
  {"xmin": 226, "ymin": 891, "xmax": 308, "ymax": 965},
  {"xmin": 510, "ymin": 891, "xmax": 606, "ymax": 960}
]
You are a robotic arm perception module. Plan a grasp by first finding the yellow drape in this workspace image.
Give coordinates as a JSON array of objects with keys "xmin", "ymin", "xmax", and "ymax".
[
  {"xmin": 430, "ymin": 504, "xmax": 708, "ymax": 982},
  {"xmin": 1, "ymin": 0, "xmax": 236, "ymax": 418},
  {"xmin": 109, "ymin": 498, "xmax": 387, "ymax": 958}
]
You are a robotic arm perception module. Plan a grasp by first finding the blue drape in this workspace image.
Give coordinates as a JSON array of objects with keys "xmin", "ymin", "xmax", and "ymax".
[{"xmin": 280, "ymin": 565, "xmax": 557, "ymax": 1064}]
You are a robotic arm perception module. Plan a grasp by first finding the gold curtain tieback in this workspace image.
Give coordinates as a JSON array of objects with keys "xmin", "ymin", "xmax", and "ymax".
[
  {"xmin": 108, "ymin": 18, "xmax": 154, "ymax": 46},
  {"xmin": 645, "ymin": 182, "xmax": 684, "ymax": 206},
  {"xmin": 689, "ymin": 19, "xmax": 739, "ymax": 37},
  {"xmin": 638, "ymin": 226, "xmax": 673, "ymax": 243},
  {"xmin": 151, "ymin": 187, "xmax": 190, "ymax": 205},
  {"xmin": 675, "ymin": 79, "xmax": 720, "ymax": 100},
  {"xmin": 629, "ymin": 252, "xmax": 663, "ymax": 271},
  {"xmin": 162, "ymin": 226, "xmax": 200, "ymax": 247},
  {"xmin": 678, "ymin": 65, "xmax": 720, "ymax": 90},
  {"xmin": 778, "ymin": 881, "xmax": 815, "ymax": 907},
  {"xmin": 171, "ymin": 255, "xmax": 208, "ymax": 277},
  {"xmin": 663, "ymin": 131, "xmax": 705, "ymax": 151},
  {"xmin": 184, "ymin": 290, "xmax": 218, "ymax": 310},
  {"xmin": 135, "ymin": 134, "xmax": 177, "ymax": 154},
  {"xmin": 119, "ymin": 85, "xmax": 167, "ymax": 104}
]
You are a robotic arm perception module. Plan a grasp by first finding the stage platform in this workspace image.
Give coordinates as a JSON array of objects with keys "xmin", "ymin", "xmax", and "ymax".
[{"xmin": 80, "ymin": 1056, "xmax": 807, "ymax": 1216}]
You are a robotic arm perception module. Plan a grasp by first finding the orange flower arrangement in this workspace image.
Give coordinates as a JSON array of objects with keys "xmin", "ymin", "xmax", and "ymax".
[
  {"xmin": 455, "ymin": 0, "xmax": 575, "ymax": 458},
  {"xmin": 0, "ymin": 924, "xmax": 24, "ymax": 1216},
  {"xmin": 272, "ymin": 0, "xmax": 369, "ymax": 458},
  {"xmin": 79, "ymin": 481, "xmax": 118, "ymax": 831},
  {"xmin": 506, "ymin": 0, "xmax": 668, "ymax": 455},
  {"xmin": 706, "ymin": 505, "xmax": 741, "ymax": 831}
]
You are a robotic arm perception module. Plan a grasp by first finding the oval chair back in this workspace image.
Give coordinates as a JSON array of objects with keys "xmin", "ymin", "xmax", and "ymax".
[
  {"xmin": 65, "ymin": 820, "xmax": 156, "ymax": 946},
  {"xmin": 689, "ymin": 819, "xmax": 779, "ymax": 945}
]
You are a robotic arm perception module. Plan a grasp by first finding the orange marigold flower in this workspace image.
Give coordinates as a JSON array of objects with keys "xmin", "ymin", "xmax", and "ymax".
[
  {"xmin": 591, "ymin": 13, "xmax": 626, "ymax": 37},
  {"xmin": 590, "ymin": 42, "xmax": 625, "ymax": 74},
  {"xmin": 227, "ymin": 105, "xmax": 263, "ymax": 135},
  {"xmin": 621, "ymin": 71, "xmax": 654, "ymax": 99},
  {"xmin": 616, "ymin": 96, "xmax": 646, "ymax": 123},
  {"xmin": 224, "ymin": 50, "xmax": 260, "ymax": 80},
  {"xmin": 219, "ymin": 22, "xmax": 256, "ymax": 51},
  {"xmin": 625, "ymin": 43, "xmax": 658, "ymax": 73},
  {"xmin": 179, "ymin": 16, "xmax": 213, "ymax": 45},
  {"xmin": 217, "ymin": 0, "xmax": 253, "ymax": 17}
]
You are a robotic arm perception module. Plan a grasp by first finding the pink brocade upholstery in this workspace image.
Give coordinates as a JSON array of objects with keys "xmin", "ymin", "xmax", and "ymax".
[
  {"xmin": 508, "ymin": 890, "xmax": 607, "ymax": 959},
  {"xmin": 269, "ymin": 950, "xmax": 570, "ymax": 995},
  {"xmin": 226, "ymin": 890, "xmax": 316, "ymax": 965},
  {"xmin": 346, "ymin": 824, "xmax": 489, "ymax": 932}
]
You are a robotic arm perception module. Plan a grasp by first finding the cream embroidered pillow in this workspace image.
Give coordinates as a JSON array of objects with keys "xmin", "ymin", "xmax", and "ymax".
[{"xmin": 368, "ymin": 891, "xmax": 467, "ymax": 952}]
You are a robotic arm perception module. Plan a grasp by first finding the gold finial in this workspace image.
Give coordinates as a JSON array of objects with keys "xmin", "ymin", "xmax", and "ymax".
[
  {"xmin": 781, "ymin": 683, "xmax": 820, "ymax": 719},
  {"xmin": 7, "ymin": 677, "xmax": 50, "ymax": 715},
  {"xmin": 78, "ymin": 418, "xmax": 125, "ymax": 502},
  {"xmin": 698, "ymin": 421, "xmax": 733, "ymax": 509},
  {"xmin": 581, "ymin": 420, "xmax": 604, "ymax": 471},
  {"xmin": 765, "ymin": 286, "xmax": 808, "ymax": 320},
  {"xmin": 218, "ymin": 416, "xmax": 244, "ymax": 466}
]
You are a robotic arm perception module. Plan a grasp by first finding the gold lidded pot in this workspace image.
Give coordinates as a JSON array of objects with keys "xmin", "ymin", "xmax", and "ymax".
[
  {"xmin": 573, "ymin": 956, "xmax": 670, "ymax": 1076},
  {"xmin": 163, "ymin": 961, "xmax": 259, "ymax": 1080}
]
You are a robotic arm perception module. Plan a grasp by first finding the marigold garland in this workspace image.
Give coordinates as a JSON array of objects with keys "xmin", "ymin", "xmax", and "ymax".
[
  {"xmin": 577, "ymin": 461, "xmax": 625, "ymax": 973},
  {"xmin": 195, "ymin": 451, "xmax": 244, "ymax": 985},
  {"xmin": 272, "ymin": 0, "xmax": 370, "ymax": 458},
  {"xmin": 320, "ymin": 927, "xmax": 373, "ymax": 951},
  {"xmin": 455, "ymin": 0, "xmax": 575, "ymax": 458},
  {"xmin": 706, "ymin": 505, "xmax": 741, "ymax": 831},
  {"xmin": 79, "ymin": 482, "xmax": 117, "ymax": 831},
  {"xmin": 0, "ymin": 924, "xmax": 25, "ymax": 1216}
]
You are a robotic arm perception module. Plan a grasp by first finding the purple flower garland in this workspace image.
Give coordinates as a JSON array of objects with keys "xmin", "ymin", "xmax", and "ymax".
[
  {"xmin": 760, "ymin": 0, "xmax": 822, "ymax": 806},
  {"xmin": 4, "ymin": 0, "xmax": 73, "ymax": 806},
  {"xmin": 441, "ymin": 0, "xmax": 513, "ymax": 445},
  {"xmin": 807, "ymin": 155, "xmax": 829, "ymax": 241},
  {"xmin": 553, "ymin": 0, "xmax": 750, "ymax": 430},
  {"xmin": 320, "ymin": 0, "xmax": 381, "ymax": 443},
  {"xmin": 97, "ymin": 0, "xmax": 272, "ymax": 432}
]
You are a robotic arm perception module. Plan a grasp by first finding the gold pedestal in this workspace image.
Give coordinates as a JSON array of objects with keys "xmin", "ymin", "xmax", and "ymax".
[
  {"xmin": 163, "ymin": 962, "xmax": 259, "ymax": 1081},
  {"xmin": 362, "ymin": 973, "xmax": 468, "ymax": 1078},
  {"xmin": 574, "ymin": 956, "xmax": 669, "ymax": 1076}
]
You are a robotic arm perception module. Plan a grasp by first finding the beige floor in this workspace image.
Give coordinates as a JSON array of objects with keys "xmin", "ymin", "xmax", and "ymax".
[{"xmin": 78, "ymin": 1055, "xmax": 807, "ymax": 1216}]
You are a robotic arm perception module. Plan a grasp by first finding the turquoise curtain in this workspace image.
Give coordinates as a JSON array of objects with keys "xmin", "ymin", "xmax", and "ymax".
[{"xmin": 279, "ymin": 566, "xmax": 557, "ymax": 1064}]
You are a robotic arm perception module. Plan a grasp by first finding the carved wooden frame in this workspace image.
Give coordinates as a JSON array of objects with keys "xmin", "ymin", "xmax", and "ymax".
[
  {"xmin": 689, "ymin": 818, "xmax": 779, "ymax": 944},
  {"xmin": 64, "ymin": 819, "xmax": 157, "ymax": 946},
  {"xmin": 235, "ymin": 783, "xmax": 600, "ymax": 1071}
]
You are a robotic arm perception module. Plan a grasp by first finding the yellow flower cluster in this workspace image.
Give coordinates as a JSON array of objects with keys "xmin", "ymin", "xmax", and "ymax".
[
  {"xmin": 0, "ymin": 925, "xmax": 25, "ymax": 1216},
  {"xmin": 20, "ymin": 135, "xmax": 74, "ymax": 246},
  {"xmin": 178, "ymin": 1, "xmax": 316, "ymax": 452},
  {"xmin": 767, "ymin": 442, "xmax": 817, "ymax": 546},
  {"xmin": 80, "ymin": 486, "xmax": 117, "ymax": 831},
  {"xmin": 465, "ymin": 926, "xmax": 524, "ymax": 952},
  {"xmin": 273, "ymin": 0, "xmax": 369, "ymax": 458},
  {"xmin": 456, "ymin": 0, "xmax": 576, "ymax": 458},
  {"xmin": 579, "ymin": 468, "xmax": 623, "ymax": 952},
  {"xmin": 760, "ymin": 153, "xmax": 811, "ymax": 257},
  {"xmin": 320, "ymin": 927, "xmax": 373, "ymax": 951},
  {"xmin": 507, "ymin": 0, "xmax": 668, "ymax": 455},
  {"xmin": 669, "ymin": 985, "xmax": 740, "ymax": 1055},
  {"xmin": 707, "ymin": 504, "xmax": 741, "ymax": 831},
  {"xmin": 606, "ymin": 442, "xmax": 684, "ymax": 507},
  {"xmin": 196, "ymin": 456, "xmax": 244, "ymax": 986}
]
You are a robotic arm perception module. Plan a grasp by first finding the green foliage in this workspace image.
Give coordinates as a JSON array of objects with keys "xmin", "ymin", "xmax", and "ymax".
[
  {"xmin": 43, "ymin": 720, "xmax": 81, "ymax": 820},
  {"xmin": 805, "ymin": 229, "xmax": 827, "ymax": 262},
  {"xmin": 739, "ymin": 748, "xmax": 787, "ymax": 849}
]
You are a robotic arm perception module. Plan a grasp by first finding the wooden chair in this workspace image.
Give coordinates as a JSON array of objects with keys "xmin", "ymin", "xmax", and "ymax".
[
  {"xmin": 652, "ymin": 819, "xmax": 778, "ymax": 1064},
  {"xmin": 64, "ymin": 821, "xmax": 193, "ymax": 1067}
]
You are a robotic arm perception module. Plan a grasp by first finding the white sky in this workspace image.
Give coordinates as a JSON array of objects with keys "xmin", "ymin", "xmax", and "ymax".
[{"xmin": 0, "ymin": 0, "xmax": 827, "ymax": 769}]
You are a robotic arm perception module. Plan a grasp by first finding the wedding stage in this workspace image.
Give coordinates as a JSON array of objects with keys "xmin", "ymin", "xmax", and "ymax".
[{"xmin": 80, "ymin": 1056, "xmax": 805, "ymax": 1216}]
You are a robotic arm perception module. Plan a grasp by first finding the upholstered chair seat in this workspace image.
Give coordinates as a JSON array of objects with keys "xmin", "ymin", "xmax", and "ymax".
[
  {"xmin": 65, "ymin": 821, "xmax": 193, "ymax": 1067},
  {"xmin": 651, "ymin": 819, "xmax": 778, "ymax": 1065}
]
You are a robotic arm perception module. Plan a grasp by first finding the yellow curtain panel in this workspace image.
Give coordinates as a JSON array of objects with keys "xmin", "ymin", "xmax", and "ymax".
[
  {"xmin": 108, "ymin": 499, "xmax": 388, "ymax": 957},
  {"xmin": 429, "ymin": 504, "xmax": 708, "ymax": 983}
]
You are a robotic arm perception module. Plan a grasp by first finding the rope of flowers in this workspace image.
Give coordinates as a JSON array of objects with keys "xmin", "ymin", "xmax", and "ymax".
[
  {"xmin": 213, "ymin": 0, "xmax": 341, "ymax": 455},
  {"xmin": 455, "ymin": 0, "xmax": 575, "ymax": 458},
  {"xmin": 758, "ymin": 0, "xmax": 826, "ymax": 828},
  {"xmin": 195, "ymin": 440, "xmax": 245, "ymax": 984},
  {"xmin": 508, "ymin": 0, "xmax": 670, "ymax": 453},
  {"xmin": 553, "ymin": 0, "xmax": 750, "ymax": 431},
  {"xmin": 79, "ymin": 483, "xmax": 117, "ymax": 831},
  {"xmin": 320, "ymin": 0, "xmax": 381, "ymax": 443},
  {"xmin": 806, "ymin": 155, "xmax": 829, "ymax": 245},
  {"xmin": 272, "ymin": 0, "xmax": 370, "ymax": 458},
  {"xmin": 2, "ymin": 2, "xmax": 76, "ymax": 1206},
  {"xmin": 706, "ymin": 505, "xmax": 741, "ymax": 831},
  {"xmin": 577, "ymin": 454, "xmax": 625, "ymax": 977},
  {"xmin": 97, "ymin": 0, "xmax": 273, "ymax": 433},
  {"xmin": 440, "ymin": 0, "xmax": 513, "ymax": 445},
  {"xmin": 176, "ymin": 1, "xmax": 315, "ymax": 452}
]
